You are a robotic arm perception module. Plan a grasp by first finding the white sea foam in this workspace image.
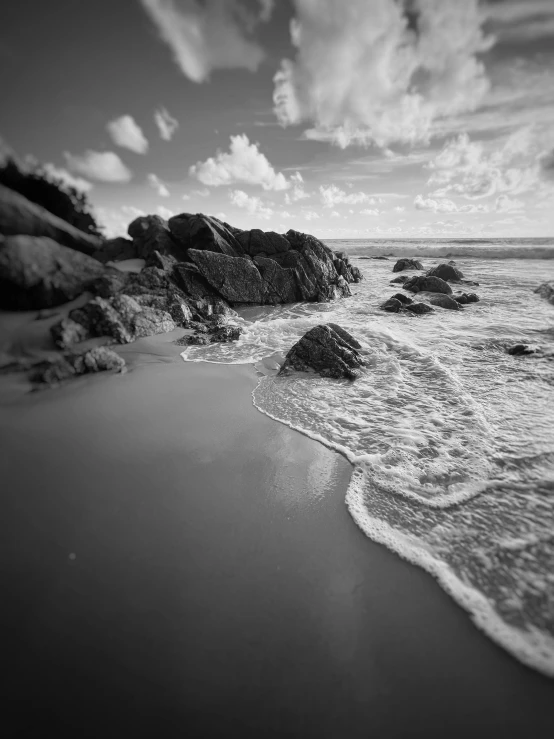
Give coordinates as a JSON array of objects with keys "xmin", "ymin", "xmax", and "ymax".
[{"xmin": 181, "ymin": 247, "xmax": 554, "ymax": 677}]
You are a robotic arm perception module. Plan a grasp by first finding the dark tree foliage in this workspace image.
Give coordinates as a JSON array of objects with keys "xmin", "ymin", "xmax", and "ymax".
[{"xmin": 0, "ymin": 158, "xmax": 103, "ymax": 237}]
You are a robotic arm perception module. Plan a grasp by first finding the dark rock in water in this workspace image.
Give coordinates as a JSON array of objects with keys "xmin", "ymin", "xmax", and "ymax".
[
  {"xmin": 236, "ymin": 229, "xmax": 290, "ymax": 257},
  {"xmin": 0, "ymin": 235, "xmax": 104, "ymax": 310},
  {"xmin": 453, "ymin": 292, "xmax": 479, "ymax": 305},
  {"xmin": 169, "ymin": 213, "xmax": 240, "ymax": 257},
  {"xmin": 31, "ymin": 346, "xmax": 125, "ymax": 387},
  {"xmin": 279, "ymin": 323, "xmax": 364, "ymax": 380},
  {"xmin": 403, "ymin": 275, "xmax": 452, "ymax": 295},
  {"xmin": 535, "ymin": 281, "xmax": 554, "ymax": 305},
  {"xmin": 176, "ymin": 334, "xmax": 210, "ymax": 346},
  {"xmin": 128, "ymin": 215, "xmax": 183, "ymax": 261},
  {"xmin": 427, "ymin": 263, "xmax": 464, "ymax": 281},
  {"xmin": 506, "ymin": 344, "xmax": 538, "ymax": 356},
  {"xmin": 92, "ymin": 237, "xmax": 137, "ymax": 264},
  {"xmin": 209, "ymin": 325, "xmax": 242, "ymax": 343},
  {"xmin": 390, "ymin": 275, "xmax": 408, "ymax": 284},
  {"xmin": 429, "ymin": 294, "xmax": 462, "ymax": 310},
  {"xmin": 379, "ymin": 298, "xmax": 403, "ymax": 313},
  {"xmin": 405, "ymin": 302, "xmax": 434, "ymax": 315},
  {"xmin": 392, "ymin": 258, "xmax": 423, "ymax": 272},
  {"xmin": 0, "ymin": 184, "xmax": 101, "ymax": 256},
  {"xmin": 392, "ymin": 293, "xmax": 412, "ymax": 305},
  {"xmin": 51, "ymin": 318, "xmax": 90, "ymax": 349}
]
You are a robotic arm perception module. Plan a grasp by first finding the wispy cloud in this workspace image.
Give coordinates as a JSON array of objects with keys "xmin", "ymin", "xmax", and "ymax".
[
  {"xmin": 107, "ymin": 115, "xmax": 149, "ymax": 154},
  {"xmin": 64, "ymin": 150, "xmax": 132, "ymax": 183},
  {"xmin": 147, "ymin": 173, "xmax": 170, "ymax": 197},
  {"xmin": 154, "ymin": 107, "xmax": 179, "ymax": 141},
  {"xmin": 42, "ymin": 163, "xmax": 93, "ymax": 192}
]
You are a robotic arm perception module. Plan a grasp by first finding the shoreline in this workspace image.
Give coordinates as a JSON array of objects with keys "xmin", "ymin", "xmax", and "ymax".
[{"xmin": 2, "ymin": 325, "xmax": 554, "ymax": 735}]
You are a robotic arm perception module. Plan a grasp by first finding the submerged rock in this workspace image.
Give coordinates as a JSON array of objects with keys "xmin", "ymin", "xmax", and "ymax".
[
  {"xmin": 405, "ymin": 302, "xmax": 434, "ymax": 315},
  {"xmin": 379, "ymin": 297, "xmax": 404, "ymax": 313},
  {"xmin": 535, "ymin": 281, "xmax": 554, "ymax": 305},
  {"xmin": 279, "ymin": 323, "xmax": 364, "ymax": 380},
  {"xmin": 403, "ymin": 275, "xmax": 452, "ymax": 295},
  {"xmin": 453, "ymin": 292, "xmax": 480, "ymax": 305},
  {"xmin": 427, "ymin": 263, "xmax": 464, "ymax": 282},
  {"xmin": 0, "ymin": 234, "xmax": 104, "ymax": 310},
  {"xmin": 506, "ymin": 344, "xmax": 539, "ymax": 356},
  {"xmin": 392, "ymin": 258, "xmax": 423, "ymax": 272},
  {"xmin": 390, "ymin": 275, "xmax": 408, "ymax": 284},
  {"xmin": 31, "ymin": 346, "xmax": 125, "ymax": 387},
  {"xmin": 391, "ymin": 293, "xmax": 412, "ymax": 305},
  {"xmin": 209, "ymin": 325, "xmax": 242, "ymax": 343},
  {"xmin": 429, "ymin": 294, "xmax": 462, "ymax": 311}
]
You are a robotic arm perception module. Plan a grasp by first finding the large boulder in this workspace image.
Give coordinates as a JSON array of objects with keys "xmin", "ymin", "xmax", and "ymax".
[
  {"xmin": 453, "ymin": 292, "xmax": 479, "ymax": 305},
  {"xmin": 393, "ymin": 258, "xmax": 423, "ymax": 272},
  {"xmin": 0, "ymin": 184, "xmax": 102, "ymax": 256},
  {"xmin": 235, "ymin": 229, "xmax": 290, "ymax": 256},
  {"xmin": 279, "ymin": 324, "xmax": 364, "ymax": 380},
  {"xmin": 92, "ymin": 237, "xmax": 137, "ymax": 263},
  {"xmin": 31, "ymin": 347, "xmax": 125, "ymax": 387},
  {"xmin": 168, "ymin": 213, "xmax": 240, "ymax": 257},
  {"xmin": 403, "ymin": 275, "xmax": 452, "ymax": 295},
  {"xmin": 0, "ymin": 235, "xmax": 105, "ymax": 310},
  {"xmin": 188, "ymin": 249, "xmax": 265, "ymax": 303},
  {"xmin": 405, "ymin": 302, "xmax": 434, "ymax": 315},
  {"xmin": 128, "ymin": 215, "xmax": 184, "ymax": 261},
  {"xmin": 427, "ymin": 263, "xmax": 464, "ymax": 281},
  {"xmin": 379, "ymin": 298, "xmax": 403, "ymax": 313},
  {"xmin": 429, "ymin": 294, "xmax": 462, "ymax": 310}
]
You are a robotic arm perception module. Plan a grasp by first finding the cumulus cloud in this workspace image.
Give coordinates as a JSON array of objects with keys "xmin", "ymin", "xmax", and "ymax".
[
  {"xmin": 190, "ymin": 134, "xmax": 288, "ymax": 190},
  {"xmin": 414, "ymin": 194, "xmax": 489, "ymax": 214},
  {"xmin": 148, "ymin": 173, "xmax": 170, "ymax": 197},
  {"xmin": 229, "ymin": 189, "xmax": 273, "ymax": 218},
  {"xmin": 285, "ymin": 171, "xmax": 309, "ymax": 203},
  {"xmin": 64, "ymin": 150, "xmax": 132, "ymax": 183},
  {"xmin": 274, "ymin": 0, "xmax": 493, "ymax": 148},
  {"xmin": 303, "ymin": 210, "xmax": 320, "ymax": 220},
  {"xmin": 41, "ymin": 163, "xmax": 92, "ymax": 192},
  {"xmin": 107, "ymin": 115, "xmax": 149, "ymax": 154},
  {"xmin": 140, "ymin": 0, "xmax": 273, "ymax": 83},
  {"xmin": 319, "ymin": 184, "xmax": 377, "ymax": 208},
  {"xmin": 154, "ymin": 107, "xmax": 179, "ymax": 141},
  {"xmin": 360, "ymin": 208, "xmax": 380, "ymax": 216}
]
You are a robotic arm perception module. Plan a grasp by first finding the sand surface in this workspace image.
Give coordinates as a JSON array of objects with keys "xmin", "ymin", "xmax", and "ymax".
[{"xmin": 1, "ymin": 327, "xmax": 553, "ymax": 738}]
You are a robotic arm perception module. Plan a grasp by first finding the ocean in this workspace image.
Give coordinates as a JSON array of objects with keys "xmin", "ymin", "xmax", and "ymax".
[{"xmin": 181, "ymin": 238, "xmax": 554, "ymax": 677}]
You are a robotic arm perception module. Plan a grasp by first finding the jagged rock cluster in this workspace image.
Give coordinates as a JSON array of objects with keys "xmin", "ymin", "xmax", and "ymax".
[{"xmin": 279, "ymin": 324, "xmax": 365, "ymax": 380}]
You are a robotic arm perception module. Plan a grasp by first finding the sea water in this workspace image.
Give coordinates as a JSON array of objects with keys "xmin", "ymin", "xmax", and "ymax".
[{"xmin": 181, "ymin": 238, "xmax": 554, "ymax": 677}]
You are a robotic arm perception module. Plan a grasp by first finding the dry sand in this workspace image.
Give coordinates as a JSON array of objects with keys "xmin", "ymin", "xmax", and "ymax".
[{"xmin": 1, "ymin": 321, "xmax": 553, "ymax": 738}]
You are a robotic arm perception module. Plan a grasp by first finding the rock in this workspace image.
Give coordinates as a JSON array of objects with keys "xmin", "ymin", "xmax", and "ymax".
[
  {"xmin": 403, "ymin": 275, "xmax": 452, "ymax": 295},
  {"xmin": 279, "ymin": 323, "xmax": 364, "ymax": 380},
  {"xmin": 128, "ymin": 215, "xmax": 183, "ymax": 261},
  {"xmin": 391, "ymin": 293, "xmax": 412, "ymax": 305},
  {"xmin": 235, "ymin": 229, "xmax": 291, "ymax": 256},
  {"xmin": 31, "ymin": 346, "xmax": 125, "ymax": 387},
  {"xmin": 390, "ymin": 275, "xmax": 408, "ymax": 284},
  {"xmin": 209, "ymin": 325, "xmax": 242, "ymax": 343},
  {"xmin": 405, "ymin": 302, "xmax": 434, "ymax": 315},
  {"xmin": 535, "ymin": 281, "xmax": 554, "ymax": 305},
  {"xmin": 392, "ymin": 258, "xmax": 423, "ymax": 272},
  {"xmin": 453, "ymin": 292, "xmax": 479, "ymax": 305},
  {"xmin": 506, "ymin": 344, "xmax": 538, "ymax": 356},
  {"xmin": 90, "ymin": 269, "xmax": 130, "ymax": 298},
  {"xmin": 379, "ymin": 298, "xmax": 403, "ymax": 313},
  {"xmin": 133, "ymin": 291, "xmax": 192, "ymax": 326},
  {"xmin": 429, "ymin": 294, "xmax": 462, "ymax": 310},
  {"xmin": 188, "ymin": 249, "xmax": 265, "ymax": 303},
  {"xmin": 177, "ymin": 334, "xmax": 210, "ymax": 346},
  {"xmin": 92, "ymin": 237, "xmax": 137, "ymax": 263},
  {"xmin": 144, "ymin": 249, "xmax": 178, "ymax": 271},
  {"xmin": 50, "ymin": 318, "xmax": 90, "ymax": 349},
  {"xmin": 0, "ymin": 235, "xmax": 105, "ymax": 310},
  {"xmin": 427, "ymin": 263, "xmax": 464, "ymax": 281},
  {"xmin": 168, "ymin": 213, "xmax": 240, "ymax": 257},
  {"xmin": 0, "ymin": 184, "xmax": 102, "ymax": 256}
]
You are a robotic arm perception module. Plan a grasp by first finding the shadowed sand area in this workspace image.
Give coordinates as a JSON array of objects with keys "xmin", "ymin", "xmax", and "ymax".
[{"xmin": 1, "ymin": 331, "xmax": 553, "ymax": 737}]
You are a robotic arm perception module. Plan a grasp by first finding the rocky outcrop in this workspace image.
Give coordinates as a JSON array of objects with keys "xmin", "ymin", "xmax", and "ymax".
[
  {"xmin": 128, "ymin": 215, "xmax": 185, "ymax": 261},
  {"xmin": 427, "ymin": 263, "xmax": 464, "ymax": 281},
  {"xmin": 393, "ymin": 258, "xmax": 423, "ymax": 272},
  {"xmin": 535, "ymin": 281, "xmax": 554, "ymax": 305},
  {"xmin": 92, "ymin": 237, "xmax": 137, "ymax": 264},
  {"xmin": 279, "ymin": 324, "xmax": 364, "ymax": 380},
  {"xmin": 405, "ymin": 302, "xmax": 434, "ymax": 315},
  {"xmin": 403, "ymin": 275, "xmax": 452, "ymax": 295},
  {"xmin": 453, "ymin": 292, "xmax": 479, "ymax": 305},
  {"xmin": 0, "ymin": 184, "xmax": 101, "ymax": 256},
  {"xmin": 31, "ymin": 346, "xmax": 125, "ymax": 387},
  {"xmin": 0, "ymin": 235, "xmax": 104, "ymax": 310},
  {"xmin": 429, "ymin": 294, "xmax": 462, "ymax": 310},
  {"xmin": 235, "ymin": 229, "xmax": 290, "ymax": 257},
  {"xmin": 168, "ymin": 213, "xmax": 240, "ymax": 257}
]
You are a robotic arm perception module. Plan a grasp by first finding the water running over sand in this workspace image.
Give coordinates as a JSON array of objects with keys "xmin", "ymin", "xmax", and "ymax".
[{"xmin": 181, "ymin": 239, "xmax": 554, "ymax": 677}]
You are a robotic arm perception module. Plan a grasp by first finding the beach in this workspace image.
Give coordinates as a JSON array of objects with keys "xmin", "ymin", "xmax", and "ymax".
[{"xmin": 2, "ymin": 326, "xmax": 554, "ymax": 738}]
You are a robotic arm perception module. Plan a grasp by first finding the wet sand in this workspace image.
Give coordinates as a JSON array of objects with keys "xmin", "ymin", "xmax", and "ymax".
[{"xmin": 1, "ymin": 329, "xmax": 553, "ymax": 738}]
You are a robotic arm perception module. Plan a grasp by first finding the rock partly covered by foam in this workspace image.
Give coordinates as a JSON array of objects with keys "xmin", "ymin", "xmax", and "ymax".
[
  {"xmin": 379, "ymin": 293, "xmax": 413, "ymax": 312},
  {"xmin": 0, "ymin": 234, "xmax": 104, "ymax": 310},
  {"xmin": 392, "ymin": 258, "xmax": 423, "ymax": 272},
  {"xmin": 453, "ymin": 292, "xmax": 479, "ymax": 305},
  {"xmin": 405, "ymin": 302, "xmax": 434, "ymax": 314},
  {"xmin": 429, "ymin": 294, "xmax": 462, "ymax": 310},
  {"xmin": 279, "ymin": 323, "xmax": 364, "ymax": 380},
  {"xmin": 426, "ymin": 263, "xmax": 464, "ymax": 282},
  {"xmin": 535, "ymin": 281, "xmax": 554, "ymax": 305},
  {"xmin": 31, "ymin": 346, "xmax": 125, "ymax": 387},
  {"xmin": 403, "ymin": 275, "xmax": 453, "ymax": 295},
  {"xmin": 0, "ymin": 184, "xmax": 101, "ymax": 256}
]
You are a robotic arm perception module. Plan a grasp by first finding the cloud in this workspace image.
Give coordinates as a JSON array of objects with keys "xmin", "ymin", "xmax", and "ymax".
[
  {"xmin": 360, "ymin": 208, "xmax": 380, "ymax": 215},
  {"xmin": 107, "ymin": 115, "xmax": 149, "ymax": 154},
  {"xmin": 148, "ymin": 173, "xmax": 170, "ymax": 197},
  {"xmin": 190, "ymin": 134, "xmax": 288, "ymax": 190},
  {"xmin": 229, "ymin": 189, "xmax": 273, "ymax": 218},
  {"xmin": 156, "ymin": 205, "xmax": 175, "ymax": 220},
  {"xmin": 330, "ymin": 210, "xmax": 341, "ymax": 218},
  {"xmin": 41, "ymin": 163, "xmax": 93, "ymax": 193},
  {"xmin": 483, "ymin": 1, "xmax": 554, "ymax": 41},
  {"xmin": 414, "ymin": 194, "xmax": 489, "ymax": 214},
  {"xmin": 539, "ymin": 149, "xmax": 554, "ymax": 180},
  {"xmin": 319, "ymin": 184, "xmax": 376, "ymax": 207},
  {"xmin": 154, "ymin": 107, "xmax": 179, "ymax": 141},
  {"xmin": 121, "ymin": 205, "xmax": 147, "ymax": 219},
  {"xmin": 285, "ymin": 171, "xmax": 310, "ymax": 202},
  {"xmin": 494, "ymin": 195, "xmax": 525, "ymax": 213},
  {"xmin": 140, "ymin": 0, "xmax": 273, "ymax": 83},
  {"xmin": 64, "ymin": 150, "xmax": 132, "ymax": 183},
  {"xmin": 394, "ymin": 205, "xmax": 406, "ymax": 213},
  {"xmin": 274, "ymin": 0, "xmax": 493, "ymax": 148},
  {"xmin": 303, "ymin": 210, "xmax": 319, "ymax": 220},
  {"xmin": 192, "ymin": 188, "xmax": 210, "ymax": 197}
]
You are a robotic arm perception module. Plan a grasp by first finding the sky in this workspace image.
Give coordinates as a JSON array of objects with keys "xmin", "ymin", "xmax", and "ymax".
[{"xmin": 1, "ymin": 0, "xmax": 554, "ymax": 239}]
